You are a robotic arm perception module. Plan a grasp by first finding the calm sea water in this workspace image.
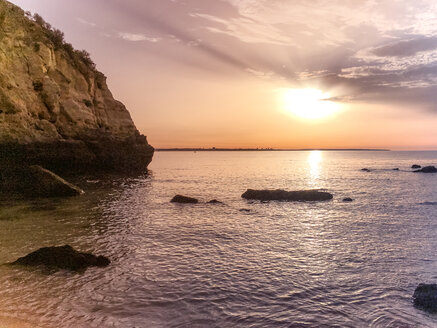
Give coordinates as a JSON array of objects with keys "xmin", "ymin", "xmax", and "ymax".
[{"xmin": 1, "ymin": 151, "xmax": 437, "ymax": 327}]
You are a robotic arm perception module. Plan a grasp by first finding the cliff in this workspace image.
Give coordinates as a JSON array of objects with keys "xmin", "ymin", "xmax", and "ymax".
[{"xmin": 0, "ymin": 0, "xmax": 154, "ymax": 173}]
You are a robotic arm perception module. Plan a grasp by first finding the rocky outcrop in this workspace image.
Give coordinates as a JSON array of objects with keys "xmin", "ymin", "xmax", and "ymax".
[
  {"xmin": 412, "ymin": 165, "xmax": 421, "ymax": 169},
  {"xmin": 170, "ymin": 195, "xmax": 199, "ymax": 204},
  {"xmin": 241, "ymin": 189, "xmax": 333, "ymax": 202},
  {"xmin": 414, "ymin": 166, "xmax": 437, "ymax": 173},
  {"xmin": 9, "ymin": 245, "xmax": 110, "ymax": 272},
  {"xmin": 0, "ymin": 1, "xmax": 153, "ymax": 173},
  {"xmin": 413, "ymin": 284, "xmax": 437, "ymax": 312},
  {"xmin": 1, "ymin": 165, "xmax": 83, "ymax": 197}
]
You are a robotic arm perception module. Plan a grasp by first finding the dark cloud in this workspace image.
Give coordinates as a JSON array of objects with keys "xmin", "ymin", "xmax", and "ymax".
[{"xmin": 373, "ymin": 37, "xmax": 437, "ymax": 57}]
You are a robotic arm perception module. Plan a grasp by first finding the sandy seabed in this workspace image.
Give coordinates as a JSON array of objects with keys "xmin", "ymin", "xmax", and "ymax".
[{"xmin": 0, "ymin": 317, "xmax": 43, "ymax": 328}]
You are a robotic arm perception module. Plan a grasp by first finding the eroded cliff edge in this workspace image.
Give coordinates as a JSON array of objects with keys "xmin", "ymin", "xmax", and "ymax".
[{"xmin": 0, "ymin": 1, "xmax": 154, "ymax": 173}]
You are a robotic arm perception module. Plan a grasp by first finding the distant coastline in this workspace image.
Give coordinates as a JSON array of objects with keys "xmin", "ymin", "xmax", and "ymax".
[{"xmin": 156, "ymin": 148, "xmax": 390, "ymax": 152}]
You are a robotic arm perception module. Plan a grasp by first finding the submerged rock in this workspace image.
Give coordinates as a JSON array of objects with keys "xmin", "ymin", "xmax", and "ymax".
[
  {"xmin": 241, "ymin": 189, "xmax": 333, "ymax": 202},
  {"xmin": 414, "ymin": 166, "xmax": 437, "ymax": 173},
  {"xmin": 343, "ymin": 197, "xmax": 354, "ymax": 202},
  {"xmin": 239, "ymin": 208, "xmax": 251, "ymax": 212},
  {"xmin": 413, "ymin": 284, "xmax": 437, "ymax": 312},
  {"xmin": 207, "ymin": 199, "xmax": 224, "ymax": 204},
  {"xmin": 1, "ymin": 165, "xmax": 83, "ymax": 197},
  {"xmin": 412, "ymin": 164, "xmax": 421, "ymax": 169},
  {"xmin": 392, "ymin": 168, "xmax": 399, "ymax": 171},
  {"xmin": 361, "ymin": 168, "xmax": 371, "ymax": 172},
  {"xmin": 171, "ymin": 195, "xmax": 199, "ymax": 204},
  {"xmin": 9, "ymin": 245, "xmax": 110, "ymax": 272}
]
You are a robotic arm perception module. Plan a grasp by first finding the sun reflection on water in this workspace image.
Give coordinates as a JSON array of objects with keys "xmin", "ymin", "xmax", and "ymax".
[{"xmin": 308, "ymin": 150, "xmax": 322, "ymax": 186}]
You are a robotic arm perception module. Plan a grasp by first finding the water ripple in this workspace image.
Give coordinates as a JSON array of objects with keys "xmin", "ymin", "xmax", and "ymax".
[{"xmin": 0, "ymin": 151, "xmax": 437, "ymax": 327}]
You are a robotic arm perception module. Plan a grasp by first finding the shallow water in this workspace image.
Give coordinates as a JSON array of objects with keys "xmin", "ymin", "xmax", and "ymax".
[{"xmin": 1, "ymin": 151, "xmax": 437, "ymax": 327}]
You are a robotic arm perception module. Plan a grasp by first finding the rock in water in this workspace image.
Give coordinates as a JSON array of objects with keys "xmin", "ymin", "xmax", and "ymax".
[
  {"xmin": 414, "ymin": 166, "xmax": 437, "ymax": 173},
  {"xmin": 0, "ymin": 1, "xmax": 153, "ymax": 173},
  {"xmin": 361, "ymin": 168, "xmax": 371, "ymax": 172},
  {"xmin": 343, "ymin": 197, "xmax": 354, "ymax": 202},
  {"xmin": 413, "ymin": 284, "xmax": 437, "ymax": 312},
  {"xmin": 241, "ymin": 189, "xmax": 333, "ymax": 202},
  {"xmin": 412, "ymin": 164, "xmax": 421, "ymax": 169},
  {"xmin": 207, "ymin": 199, "xmax": 224, "ymax": 204},
  {"xmin": 171, "ymin": 195, "xmax": 199, "ymax": 204},
  {"xmin": 10, "ymin": 245, "xmax": 110, "ymax": 272},
  {"xmin": 2, "ymin": 165, "xmax": 84, "ymax": 197}
]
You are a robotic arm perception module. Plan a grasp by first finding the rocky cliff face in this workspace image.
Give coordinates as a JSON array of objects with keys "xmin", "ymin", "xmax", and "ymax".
[{"xmin": 0, "ymin": 0, "xmax": 153, "ymax": 173}]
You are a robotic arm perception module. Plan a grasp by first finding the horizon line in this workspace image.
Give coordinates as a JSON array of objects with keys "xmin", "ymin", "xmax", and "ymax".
[{"xmin": 155, "ymin": 148, "xmax": 393, "ymax": 152}]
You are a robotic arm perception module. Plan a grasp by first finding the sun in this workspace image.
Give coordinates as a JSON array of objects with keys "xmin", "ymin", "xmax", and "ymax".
[{"xmin": 279, "ymin": 88, "xmax": 340, "ymax": 119}]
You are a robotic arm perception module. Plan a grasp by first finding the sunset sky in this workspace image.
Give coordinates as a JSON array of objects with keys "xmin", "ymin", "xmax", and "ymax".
[{"xmin": 10, "ymin": 0, "xmax": 437, "ymax": 149}]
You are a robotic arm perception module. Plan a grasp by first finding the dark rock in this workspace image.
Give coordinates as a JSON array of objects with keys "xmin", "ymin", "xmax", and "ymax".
[
  {"xmin": 207, "ymin": 199, "xmax": 224, "ymax": 204},
  {"xmin": 414, "ymin": 166, "xmax": 437, "ymax": 173},
  {"xmin": 9, "ymin": 245, "xmax": 110, "ymax": 272},
  {"xmin": 413, "ymin": 284, "xmax": 437, "ymax": 312},
  {"xmin": 361, "ymin": 168, "xmax": 371, "ymax": 172},
  {"xmin": 1, "ymin": 165, "xmax": 83, "ymax": 197},
  {"xmin": 239, "ymin": 208, "xmax": 251, "ymax": 212},
  {"xmin": 241, "ymin": 189, "xmax": 333, "ymax": 202},
  {"xmin": 343, "ymin": 197, "xmax": 354, "ymax": 202},
  {"xmin": 171, "ymin": 195, "xmax": 199, "ymax": 204},
  {"xmin": 412, "ymin": 164, "xmax": 421, "ymax": 169},
  {"xmin": 392, "ymin": 168, "xmax": 399, "ymax": 171},
  {"xmin": 0, "ymin": 135, "xmax": 154, "ymax": 174}
]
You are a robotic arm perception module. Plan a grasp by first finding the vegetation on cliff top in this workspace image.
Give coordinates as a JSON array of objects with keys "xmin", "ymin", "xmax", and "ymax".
[
  {"xmin": 0, "ymin": 0, "xmax": 103, "ymax": 81},
  {"xmin": 31, "ymin": 13, "xmax": 97, "ymax": 71}
]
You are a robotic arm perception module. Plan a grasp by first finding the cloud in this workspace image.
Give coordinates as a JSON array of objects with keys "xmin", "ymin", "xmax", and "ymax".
[
  {"xmin": 50, "ymin": 0, "xmax": 437, "ymax": 112},
  {"xmin": 76, "ymin": 17, "xmax": 96, "ymax": 27},
  {"xmin": 372, "ymin": 37, "xmax": 437, "ymax": 57},
  {"xmin": 108, "ymin": 4, "xmax": 253, "ymax": 71},
  {"xmin": 118, "ymin": 32, "xmax": 160, "ymax": 42},
  {"xmin": 192, "ymin": 13, "xmax": 295, "ymax": 46}
]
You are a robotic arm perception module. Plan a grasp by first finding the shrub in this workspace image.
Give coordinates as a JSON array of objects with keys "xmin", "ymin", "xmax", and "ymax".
[
  {"xmin": 46, "ymin": 28, "xmax": 64, "ymax": 49},
  {"xmin": 75, "ymin": 50, "xmax": 96, "ymax": 70},
  {"xmin": 31, "ymin": 12, "xmax": 97, "ymax": 73},
  {"xmin": 63, "ymin": 42, "xmax": 74, "ymax": 57},
  {"xmin": 33, "ymin": 13, "xmax": 47, "ymax": 28},
  {"xmin": 33, "ymin": 42, "xmax": 40, "ymax": 52},
  {"xmin": 95, "ymin": 72, "xmax": 106, "ymax": 89}
]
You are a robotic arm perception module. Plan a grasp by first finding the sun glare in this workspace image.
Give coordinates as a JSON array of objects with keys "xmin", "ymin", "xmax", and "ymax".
[{"xmin": 279, "ymin": 88, "xmax": 340, "ymax": 120}]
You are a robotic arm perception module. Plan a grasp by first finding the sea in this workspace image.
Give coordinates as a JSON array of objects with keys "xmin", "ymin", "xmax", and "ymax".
[{"xmin": 1, "ymin": 150, "xmax": 437, "ymax": 328}]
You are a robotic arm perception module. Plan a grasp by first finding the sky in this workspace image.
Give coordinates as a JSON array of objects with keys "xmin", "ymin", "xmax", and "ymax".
[{"xmin": 9, "ymin": 0, "xmax": 437, "ymax": 149}]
